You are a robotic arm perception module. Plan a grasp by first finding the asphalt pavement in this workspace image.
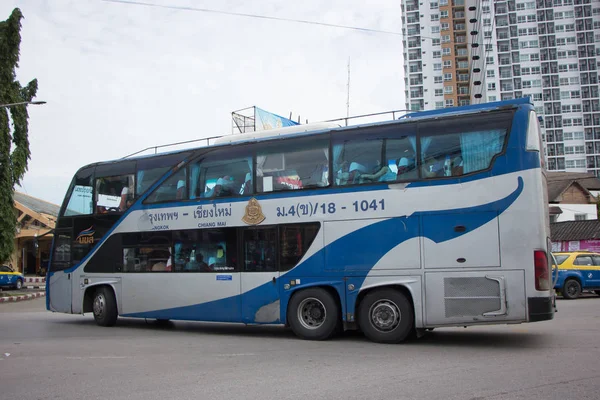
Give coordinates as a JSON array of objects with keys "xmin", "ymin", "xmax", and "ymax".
[{"xmin": 1, "ymin": 296, "xmax": 599, "ymax": 400}]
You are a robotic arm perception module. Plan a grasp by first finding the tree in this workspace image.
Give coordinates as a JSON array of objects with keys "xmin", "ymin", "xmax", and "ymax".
[{"xmin": 0, "ymin": 8, "xmax": 38, "ymax": 264}]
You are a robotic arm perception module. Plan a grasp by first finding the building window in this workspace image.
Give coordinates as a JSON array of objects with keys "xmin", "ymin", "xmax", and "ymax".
[
  {"xmin": 435, "ymin": 88, "xmax": 444, "ymax": 96},
  {"xmin": 445, "ymin": 99, "xmax": 454, "ymax": 107},
  {"xmin": 575, "ymin": 214, "xmax": 587, "ymax": 221}
]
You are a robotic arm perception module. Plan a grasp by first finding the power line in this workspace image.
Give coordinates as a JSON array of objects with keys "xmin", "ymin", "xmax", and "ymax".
[{"xmin": 101, "ymin": 0, "xmax": 404, "ymax": 36}]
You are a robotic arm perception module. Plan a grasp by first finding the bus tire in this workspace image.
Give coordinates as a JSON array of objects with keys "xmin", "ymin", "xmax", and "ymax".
[
  {"xmin": 288, "ymin": 288, "xmax": 339, "ymax": 341},
  {"xmin": 562, "ymin": 279, "xmax": 581, "ymax": 300},
  {"xmin": 92, "ymin": 286, "xmax": 118, "ymax": 327},
  {"xmin": 594, "ymin": 290, "xmax": 600, "ymax": 296},
  {"xmin": 358, "ymin": 288, "xmax": 414, "ymax": 344}
]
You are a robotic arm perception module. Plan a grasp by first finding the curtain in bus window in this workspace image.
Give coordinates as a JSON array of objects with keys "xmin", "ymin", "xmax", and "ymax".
[
  {"xmin": 256, "ymin": 155, "xmax": 267, "ymax": 176},
  {"xmin": 190, "ymin": 163, "xmax": 200, "ymax": 199},
  {"xmin": 459, "ymin": 129, "xmax": 506, "ymax": 173},
  {"xmin": 137, "ymin": 170, "xmax": 144, "ymax": 193},
  {"xmin": 332, "ymin": 145, "xmax": 344, "ymax": 184},
  {"xmin": 410, "ymin": 136, "xmax": 433, "ymax": 156}
]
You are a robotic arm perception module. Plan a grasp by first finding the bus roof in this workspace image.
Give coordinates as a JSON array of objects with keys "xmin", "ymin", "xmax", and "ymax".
[{"xmin": 89, "ymin": 97, "xmax": 532, "ymax": 169}]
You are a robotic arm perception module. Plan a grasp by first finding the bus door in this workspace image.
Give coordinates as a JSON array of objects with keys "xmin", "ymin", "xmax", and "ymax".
[
  {"xmin": 240, "ymin": 227, "xmax": 281, "ymax": 324},
  {"xmin": 48, "ymin": 229, "xmax": 73, "ymax": 313}
]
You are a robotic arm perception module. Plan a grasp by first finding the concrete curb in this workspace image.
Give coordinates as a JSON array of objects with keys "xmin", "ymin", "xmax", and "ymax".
[
  {"xmin": 24, "ymin": 277, "xmax": 46, "ymax": 284},
  {"xmin": 0, "ymin": 291, "xmax": 45, "ymax": 303},
  {"xmin": 23, "ymin": 277, "xmax": 46, "ymax": 289}
]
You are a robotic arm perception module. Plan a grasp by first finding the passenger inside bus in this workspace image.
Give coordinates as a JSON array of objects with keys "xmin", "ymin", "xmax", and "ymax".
[
  {"xmin": 95, "ymin": 175, "xmax": 134, "ymax": 213},
  {"xmin": 239, "ymin": 173, "xmax": 252, "ymax": 195},
  {"xmin": 176, "ymin": 180, "xmax": 186, "ymax": 200}
]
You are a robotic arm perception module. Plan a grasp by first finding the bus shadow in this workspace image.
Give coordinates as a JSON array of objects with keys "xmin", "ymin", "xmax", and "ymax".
[
  {"xmin": 336, "ymin": 329, "xmax": 544, "ymax": 348},
  {"xmin": 404, "ymin": 330, "xmax": 544, "ymax": 349},
  {"xmin": 56, "ymin": 316, "xmax": 546, "ymax": 348},
  {"xmin": 57, "ymin": 316, "xmax": 298, "ymax": 340}
]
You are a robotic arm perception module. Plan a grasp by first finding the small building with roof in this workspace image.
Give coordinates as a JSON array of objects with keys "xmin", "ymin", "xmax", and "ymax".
[
  {"xmin": 547, "ymin": 172, "xmax": 600, "ymax": 222},
  {"xmin": 551, "ymin": 220, "xmax": 600, "ymax": 252},
  {"xmin": 6, "ymin": 192, "xmax": 60, "ymax": 276}
]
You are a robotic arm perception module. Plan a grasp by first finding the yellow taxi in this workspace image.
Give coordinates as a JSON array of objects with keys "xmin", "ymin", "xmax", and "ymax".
[
  {"xmin": 553, "ymin": 251, "xmax": 600, "ymax": 299},
  {"xmin": 0, "ymin": 264, "xmax": 25, "ymax": 290}
]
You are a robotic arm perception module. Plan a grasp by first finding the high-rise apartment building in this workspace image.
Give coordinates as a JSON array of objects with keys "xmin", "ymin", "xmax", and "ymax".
[{"xmin": 401, "ymin": 0, "xmax": 600, "ymax": 175}]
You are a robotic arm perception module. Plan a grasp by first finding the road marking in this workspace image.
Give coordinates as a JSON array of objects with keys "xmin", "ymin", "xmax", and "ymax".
[
  {"xmin": 66, "ymin": 356, "xmax": 130, "ymax": 359},
  {"xmin": 215, "ymin": 353, "xmax": 257, "ymax": 357}
]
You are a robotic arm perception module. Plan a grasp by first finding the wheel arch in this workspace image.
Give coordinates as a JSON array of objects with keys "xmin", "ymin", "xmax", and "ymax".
[
  {"xmin": 353, "ymin": 277, "xmax": 424, "ymax": 329},
  {"xmin": 355, "ymin": 284, "xmax": 416, "ymax": 327},
  {"xmin": 82, "ymin": 283, "xmax": 119, "ymax": 315},
  {"xmin": 285, "ymin": 284, "xmax": 343, "ymax": 327}
]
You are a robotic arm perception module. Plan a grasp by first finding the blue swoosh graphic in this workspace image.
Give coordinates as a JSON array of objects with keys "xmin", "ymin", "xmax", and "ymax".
[{"xmin": 122, "ymin": 177, "xmax": 524, "ymax": 323}]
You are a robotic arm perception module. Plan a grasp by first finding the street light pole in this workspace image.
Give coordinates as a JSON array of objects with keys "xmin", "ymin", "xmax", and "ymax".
[{"xmin": 0, "ymin": 101, "xmax": 46, "ymax": 108}]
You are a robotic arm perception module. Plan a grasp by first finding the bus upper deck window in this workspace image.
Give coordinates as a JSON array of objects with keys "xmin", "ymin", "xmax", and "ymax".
[{"xmin": 95, "ymin": 175, "xmax": 134, "ymax": 213}]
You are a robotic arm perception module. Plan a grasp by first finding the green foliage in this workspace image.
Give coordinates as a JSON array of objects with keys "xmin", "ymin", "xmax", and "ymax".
[{"xmin": 0, "ymin": 8, "xmax": 39, "ymax": 264}]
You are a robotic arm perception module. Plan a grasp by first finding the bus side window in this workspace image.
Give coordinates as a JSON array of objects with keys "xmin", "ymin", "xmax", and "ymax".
[
  {"xmin": 145, "ymin": 168, "xmax": 187, "ymax": 203},
  {"xmin": 418, "ymin": 115, "xmax": 508, "ymax": 178},
  {"xmin": 243, "ymin": 228, "xmax": 277, "ymax": 272},
  {"xmin": 332, "ymin": 138, "xmax": 383, "ymax": 186},
  {"xmin": 172, "ymin": 229, "xmax": 236, "ymax": 272},
  {"xmin": 256, "ymin": 138, "xmax": 329, "ymax": 192},
  {"xmin": 188, "ymin": 148, "xmax": 252, "ymax": 199}
]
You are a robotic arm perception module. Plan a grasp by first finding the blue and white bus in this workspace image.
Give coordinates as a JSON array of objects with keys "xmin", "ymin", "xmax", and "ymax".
[{"xmin": 47, "ymin": 98, "xmax": 554, "ymax": 343}]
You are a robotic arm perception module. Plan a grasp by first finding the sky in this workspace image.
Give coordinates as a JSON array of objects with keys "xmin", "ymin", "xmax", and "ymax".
[{"xmin": 2, "ymin": 0, "xmax": 405, "ymax": 206}]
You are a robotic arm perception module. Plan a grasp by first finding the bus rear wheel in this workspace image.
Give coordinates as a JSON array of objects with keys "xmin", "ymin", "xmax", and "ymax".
[
  {"xmin": 92, "ymin": 287, "xmax": 118, "ymax": 327},
  {"xmin": 358, "ymin": 288, "xmax": 414, "ymax": 344},
  {"xmin": 288, "ymin": 288, "xmax": 339, "ymax": 341}
]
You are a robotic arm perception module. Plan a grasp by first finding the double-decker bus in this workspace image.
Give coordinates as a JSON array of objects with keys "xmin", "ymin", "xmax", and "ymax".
[{"xmin": 47, "ymin": 98, "xmax": 554, "ymax": 343}]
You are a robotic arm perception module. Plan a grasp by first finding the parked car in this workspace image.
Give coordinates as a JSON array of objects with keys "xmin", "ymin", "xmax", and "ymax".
[
  {"xmin": 0, "ymin": 264, "xmax": 25, "ymax": 290},
  {"xmin": 552, "ymin": 251, "xmax": 600, "ymax": 299}
]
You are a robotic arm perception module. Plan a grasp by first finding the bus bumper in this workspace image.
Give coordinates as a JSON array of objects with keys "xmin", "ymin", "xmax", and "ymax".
[{"xmin": 528, "ymin": 296, "xmax": 555, "ymax": 322}]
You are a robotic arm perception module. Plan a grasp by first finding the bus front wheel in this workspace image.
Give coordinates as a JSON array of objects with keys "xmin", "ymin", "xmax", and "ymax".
[
  {"xmin": 358, "ymin": 288, "xmax": 414, "ymax": 344},
  {"xmin": 92, "ymin": 286, "xmax": 118, "ymax": 327},
  {"xmin": 288, "ymin": 288, "xmax": 339, "ymax": 341}
]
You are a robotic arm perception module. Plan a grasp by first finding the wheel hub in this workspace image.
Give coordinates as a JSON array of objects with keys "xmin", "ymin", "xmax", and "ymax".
[
  {"xmin": 370, "ymin": 300, "xmax": 401, "ymax": 332},
  {"xmin": 298, "ymin": 297, "xmax": 326, "ymax": 330},
  {"xmin": 93, "ymin": 294, "xmax": 105, "ymax": 317}
]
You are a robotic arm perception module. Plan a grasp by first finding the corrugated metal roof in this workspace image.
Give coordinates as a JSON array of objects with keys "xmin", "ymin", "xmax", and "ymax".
[
  {"xmin": 546, "ymin": 172, "xmax": 600, "ymax": 202},
  {"xmin": 551, "ymin": 220, "xmax": 600, "ymax": 241},
  {"xmin": 14, "ymin": 192, "xmax": 60, "ymax": 217},
  {"xmin": 547, "ymin": 172, "xmax": 600, "ymax": 190}
]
